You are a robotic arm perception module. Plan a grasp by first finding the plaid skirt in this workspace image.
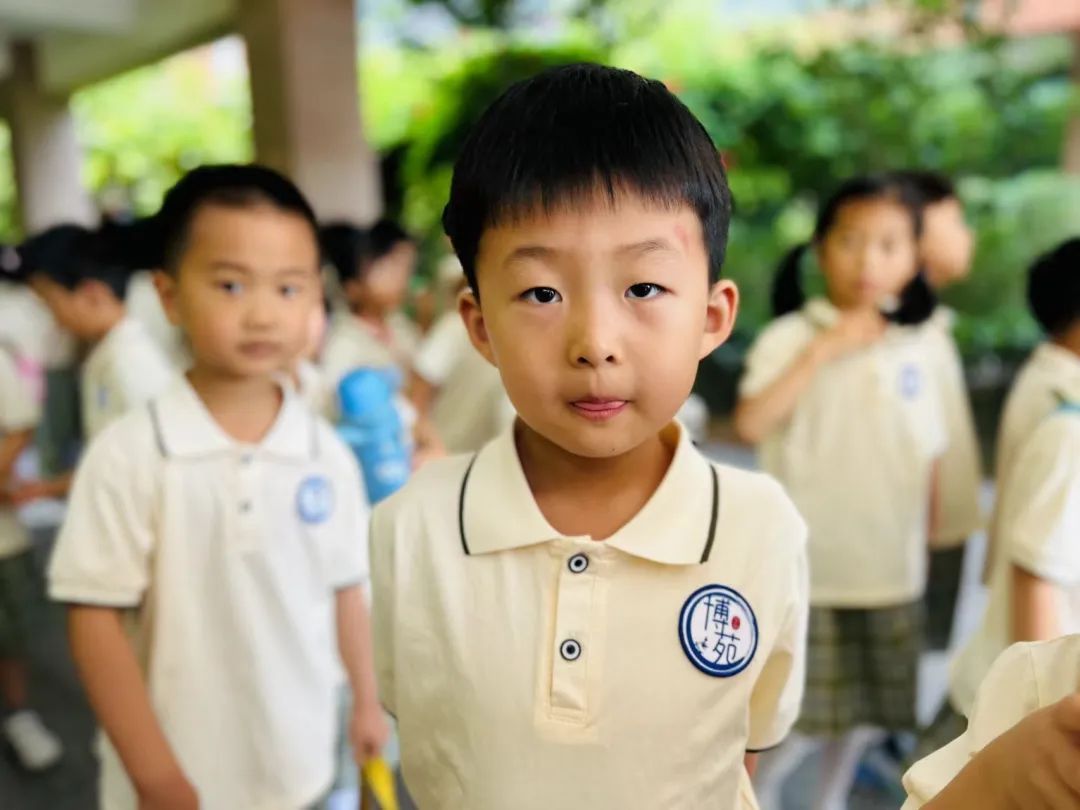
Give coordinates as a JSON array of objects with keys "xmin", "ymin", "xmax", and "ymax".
[
  {"xmin": 796, "ymin": 601, "xmax": 924, "ymax": 737},
  {"xmin": 924, "ymin": 544, "xmax": 967, "ymax": 652},
  {"xmin": 0, "ymin": 551, "xmax": 34, "ymax": 658}
]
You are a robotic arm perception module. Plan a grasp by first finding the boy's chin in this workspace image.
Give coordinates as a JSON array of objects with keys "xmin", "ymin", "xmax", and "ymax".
[{"xmin": 526, "ymin": 416, "xmax": 668, "ymax": 461}]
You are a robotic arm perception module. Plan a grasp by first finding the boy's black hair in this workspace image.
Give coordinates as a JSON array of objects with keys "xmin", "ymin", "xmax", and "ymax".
[
  {"xmin": 1028, "ymin": 238, "xmax": 1080, "ymax": 337},
  {"xmin": 154, "ymin": 164, "xmax": 318, "ymax": 273},
  {"xmin": 771, "ymin": 174, "xmax": 936, "ymax": 325},
  {"xmin": 890, "ymin": 170, "xmax": 957, "ymax": 207},
  {"xmin": 442, "ymin": 63, "xmax": 733, "ymax": 294},
  {"xmin": 320, "ymin": 222, "xmax": 368, "ymax": 285},
  {"xmin": 20, "ymin": 224, "xmax": 136, "ymax": 300},
  {"xmin": 366, "ymin": 219, "xmax": 412, "ymax": 263}
]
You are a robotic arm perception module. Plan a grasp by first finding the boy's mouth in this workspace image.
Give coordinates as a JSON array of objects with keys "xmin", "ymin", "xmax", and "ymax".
[{"xmin": 569, "ymin": 398, "xmax": 628, "ymax": 422}]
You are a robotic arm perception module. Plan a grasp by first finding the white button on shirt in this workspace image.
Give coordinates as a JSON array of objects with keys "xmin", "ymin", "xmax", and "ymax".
[
  {"xmin": 948, "ymin": 407, "xmax": 1080, "ymax": 716},
  {"xmin": 80, "ymin": 316, "xmax": 175, "ymax": 440},
  {"xmin": 740, "ymin": 299, "xmax": 947, "ymax": 608},
  {"xmin": 904, "ymin": 635, "xmax": 1080, "ymax": 808},
  {"xmin": 49, "ymin": 377, "xmax": 370, "ymax": 810},
  {"xmin": 371, "ymin": 421, "xmax": 808, "ymax": 810}
]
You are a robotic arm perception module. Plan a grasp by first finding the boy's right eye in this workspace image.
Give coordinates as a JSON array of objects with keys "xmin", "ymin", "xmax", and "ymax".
[
  {"xmin": 217, "ymin": 281, "xmax": 244, "ymax": 295},
  {"xmin": 520, "ymin": 287, "xmax": 562, "ymax": 304}
]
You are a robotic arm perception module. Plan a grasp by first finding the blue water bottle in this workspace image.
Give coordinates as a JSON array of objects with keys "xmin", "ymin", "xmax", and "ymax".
[{"xmin": 337, "ymin": 367, "xmax": 411, "ymax": 504}]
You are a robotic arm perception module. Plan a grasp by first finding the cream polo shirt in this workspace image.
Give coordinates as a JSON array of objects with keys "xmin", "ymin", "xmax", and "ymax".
[
  {"xmin": 49, "ymin": 377, "xmax": 370, "ymax": 810},
  {"xmin": 948, "ymin": 407, "xmax": 1080, "ymax": 716},
  {"xmin": 321, "ymin": 310, "xmax": 420, "ymax": 391},
  {"xmin": 81, "ymin": 316, "xmax": 174, "ymax": 440},
  {"xmin": 904, "ymin": 635, "xmax": 1080, "ymax": 809},
  {"xmin": 371, "ymin": 421, "xmax": 808, "ymax": 810},
  {"xmin": 986, "ymin": 343, "xmax": 1080, "ymax": 576},
  {"xmin": 740, "ymin": 299, "xmax": 947, "ymax": 608},
  {"xmin": 924, "ymin": 309, "xmax": 984, "ymax": 547},
  {"xmin": 413, "ymin": 312, "xmax": 515, "ymax": 454},
  {"xmin": 0, "ymin": 347, "xmax": 39, "ymax": 559}
]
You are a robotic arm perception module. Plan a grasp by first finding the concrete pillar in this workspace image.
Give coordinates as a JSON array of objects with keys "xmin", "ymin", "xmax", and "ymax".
[
  {"xmin": 6, "ymin": 41, "xmax": 95, "ymax": 233},
  {"xmin": 238, "ymin": 0, "xmax": 381, "ymax": 223}
]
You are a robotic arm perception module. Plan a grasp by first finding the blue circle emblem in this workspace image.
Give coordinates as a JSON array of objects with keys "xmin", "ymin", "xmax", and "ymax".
[
  {"xmin": 679, "ymin": 584, "xmax": 759, "ymax": 678},
  {"xmin": 899, "ymin": 364, "xmax": 922, "ymax": 400},
  {"xmin": 296, "ymin": 475, "xmax": 334, "ymax": 524}
]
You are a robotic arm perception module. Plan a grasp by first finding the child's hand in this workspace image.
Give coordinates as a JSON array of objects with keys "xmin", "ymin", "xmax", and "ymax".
[
  {"xmin": 9, "ymin": 480, "xmax": 57, "ymax": 506},
  {"xmin": 350, "ymin": 699, "xmax": 390, "ymax": 765},
  {"xmin": 137, "ymin": 770, "xmax": 199, "ymax": 810},
  {"xmin": 817, "ymin": 309, "xmax": 886, "ymax": 361},
  {"xmin": 974, "ymin": 692, "xmax": 1080, "ymax": 809}
]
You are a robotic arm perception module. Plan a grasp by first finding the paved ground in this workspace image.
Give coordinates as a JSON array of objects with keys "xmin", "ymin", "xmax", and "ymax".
[{"xmin": 0, "ymin": 443, "xmax": 992, "ymax": 810}]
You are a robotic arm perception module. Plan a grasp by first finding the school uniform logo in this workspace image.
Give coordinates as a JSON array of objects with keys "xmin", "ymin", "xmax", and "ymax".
[
  {"xmin": 899, "ymin": 364, "xmax": 922, "ymax": 400},
  {"xmin": 296, "ymin": 475, "xmax": 335, "ymax": 524},
  {"xmin": 679, "ymin": 584, "xmax": 758, "ymax": 678}
]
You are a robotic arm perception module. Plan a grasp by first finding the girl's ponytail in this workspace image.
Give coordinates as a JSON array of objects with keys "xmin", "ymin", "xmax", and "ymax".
[{"xmin": 771, "ymin": 243, "xmax": 810, "ymax": 317}]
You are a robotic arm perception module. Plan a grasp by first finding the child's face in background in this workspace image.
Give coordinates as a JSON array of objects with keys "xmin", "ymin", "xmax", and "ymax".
[
  {"xmin": 816, "ymin": 198, "xmax": 919, "ymax": 312},
  {"xmin": 157, "ymin": 203, "xmax": 320, "ymax": 380},
  {"xmin": 920, "ymin": 197, "xmax": 974, "ymax": 289},
  {"xmin": 348, "ymin": 242, "xmax": 416, "ymax": 317},
  {"xmin": 460, "ymin": 192, "xmax": 736, "ymax": 460},
  {"xmin": 30, "ymin": 276, "xmax": 109, "ymax": 341}
]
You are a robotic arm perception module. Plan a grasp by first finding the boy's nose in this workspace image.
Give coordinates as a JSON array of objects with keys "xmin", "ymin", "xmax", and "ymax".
[{"xmin": 567, "ymin": 308, "xmax": 620, "ymax": 368}]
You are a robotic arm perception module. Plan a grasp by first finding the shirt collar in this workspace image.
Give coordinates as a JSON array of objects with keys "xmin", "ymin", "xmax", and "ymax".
[
  {"xmin": 459, "ymin": 421, "xmax": 720, "ymax": 565},
  {"xmin": 150, "ymin": 374, "xmax": 317, "ymax": 461},
  {"xmin": 1034, "ymin": 342, "xmax": 1080, "ymax": 403}
]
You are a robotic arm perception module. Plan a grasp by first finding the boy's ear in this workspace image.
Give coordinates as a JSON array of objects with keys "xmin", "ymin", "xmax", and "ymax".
[
  {"xmin": 458, "ymin": 289, "xmax": 497, "ymax": 367},
  {"xmin": 80, "ymin": 279, "xmax": 115, "ymax": 306},
  {"xmin": 153, "ymin": 270, "xmax": 182, "ymax": 326},
  {"xmin": 699, "ymin": 279, "xmax": 739, "ymax": 360}
]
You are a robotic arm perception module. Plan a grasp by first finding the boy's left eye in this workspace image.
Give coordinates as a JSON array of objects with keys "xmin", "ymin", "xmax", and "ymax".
[
  {"xmin": 626, "ymin": 283, "xmax": 666, "ymax": 300},
  {"xmin": 280, "ymin": 285, "xmax": 300, "ymax": 298}
]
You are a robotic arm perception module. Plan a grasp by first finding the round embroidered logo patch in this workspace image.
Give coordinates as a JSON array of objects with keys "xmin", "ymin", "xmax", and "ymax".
[
  {"xmin": 899, "ymin": 364, "xmax": 922, "ymax": 400},
  {"xmin": 296, "ymin": 475, "xmax": 335, "ymax": 524},
  {"xmin": 679, "ymin": 584, "xmax": 758, "ymax": 678}
]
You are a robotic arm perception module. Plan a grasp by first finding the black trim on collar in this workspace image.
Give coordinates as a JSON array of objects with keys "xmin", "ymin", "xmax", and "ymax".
[
  {"xmin": 458, "ymin": 454, "xmax": 479, "ymax": 556},
  {"xmin": 148, "ymin": 401, "xmax": 168, "ymax": 458},
  {"xmin": 700, "ymin": 465, "xmax": 720, "ymax": 564}
]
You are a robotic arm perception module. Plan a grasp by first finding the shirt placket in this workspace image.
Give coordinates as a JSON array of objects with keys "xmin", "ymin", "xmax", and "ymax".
[
  {"xmin": 548, "ymin": 541, "xmax": 602, "ymax": 723},
  {"xmin": 234, "ymin": 449, "xmax": 262, "ymax": 553}
]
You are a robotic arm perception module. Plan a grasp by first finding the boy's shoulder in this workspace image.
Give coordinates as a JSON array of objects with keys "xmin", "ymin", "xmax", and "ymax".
[
  {"xmin": 374, "ymin": 452, "xmax": 475, "ymax": 522},
  {"xmin": 709, "ymin": 460, "xmax": 807, "ymax": 557},
  {"xmin": 76, "ymin": 399, "xmax": 162, "ymax": 479}
]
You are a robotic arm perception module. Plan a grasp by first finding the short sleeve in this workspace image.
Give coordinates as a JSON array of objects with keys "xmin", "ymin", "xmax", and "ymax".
[
  {"xmin": 1001, "ymin": 418, "xmax": 1080, "ymax": 585},
  {"xmin": 414, "ymin": 314, "xmax": 466, "ymax": 387},
  {"xmin": 0, "ymin": 349, "xmax": 39, "ymax": 432},
  {"xmin": 323, "ymin": 432, "xmax": 372, "ymax": 589},
  {"xmin": 369, "ymin": 500, "xmax": 396, "ymax": 714},
  {"xmin": 902, "ymin": 642, "xmax": 1041, "ymax": 807},
  {"xmin": 48, "ymin": 421, "xmax": 157, "ymax": 607},
  {"xmin": 738, "ymin": 315, "xmax": 814, "ymax": 399},
  {"xmin": 747, "ymin": 504, "xmax": 809, "ymax": 751}
]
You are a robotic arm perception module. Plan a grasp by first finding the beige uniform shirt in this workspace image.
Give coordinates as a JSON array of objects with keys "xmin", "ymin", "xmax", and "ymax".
[
  {"xmin": 371, "ymin": 422, "xmax": 808, "ymax": 809},
  {"xmin": 740, "ymin": 299, "xmax": 947, "ymax": 607},
  {"xmin": 924, "ymin": 308, "xmax": 983, "ymax": 547},
  {"xmin": 904, "ymin": 635, "xmax": 1080, "ymax": 808},
  {"xmin": 985, "ymin": 343, "xmax": 1080, "ymax": 576},
  {"xmin": 949, "ymin": 407, "xmax": 1080, "ymax": 715},
  {"xmin": 413, "ymin": 312, "xmax": 514, "ymax": 454},
  {"xmin": 81, "ymin": 317, "xmax": 174, "ymax": 440},
  {"xmin": 50, "ymin": 377, "xmax": 370, "ymax": 810}
]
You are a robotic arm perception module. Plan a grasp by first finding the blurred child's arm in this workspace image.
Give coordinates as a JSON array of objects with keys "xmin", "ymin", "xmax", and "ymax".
[
  {"xmin": 67, "ymin": 606, "xmax": 198, "ymax": 807},
  {"xmin": 406, "ymin": 370, "xmax": 437, "ymax": 417},
  {"xmin": 336, "ymin": 584, "xmax": 389, "ymax": 764},
  {"xmin": 1011, "ymin": 566, "xmax": 1061, "ymax": 642},
  {"xmin": 927, "ymin": 461, "xmax": 942, "ymax": 542},
  {"xmin": 10, "ymin": 471, "xmax": 73, "ymax": 506},
  {"xmin": 734, "ymin": 310, "xmax": 885, "ymax": 445},
  {"xmin": 922, "ymin": 693, "xmax": 1080, "ymax": 810}
]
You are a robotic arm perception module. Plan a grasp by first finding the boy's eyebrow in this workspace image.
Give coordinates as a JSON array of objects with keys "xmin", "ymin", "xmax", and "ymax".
[
  {"xmin": 503, "ymin": 238, "xmax": 679, "ymax": 267},
  {"xmin": 208, "ymin": 260, "xmax": 254, "ymax": 274},
  {"xmin": 503, "ymin": 245, "xmax": 558, "ymax": 266}
]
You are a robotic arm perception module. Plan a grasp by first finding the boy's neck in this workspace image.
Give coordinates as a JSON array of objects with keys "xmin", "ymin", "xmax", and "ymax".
[
  {"xmin": 516, "ymin": 423, "xmax": 675, "ymax": 541},
  {"xmin": 1052, "ymin": 325, "xmax": 1080, "ymax": 359},
  {"xmin": 351, "ymin": 305, "xmax": 389, "ymax": 326},
  {"xmin": 185, "ymin": 365, "xmax": 283, "ymax": 445}
]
